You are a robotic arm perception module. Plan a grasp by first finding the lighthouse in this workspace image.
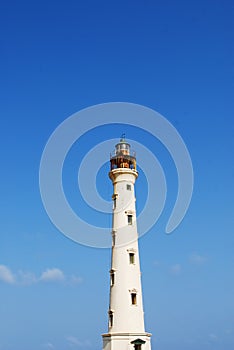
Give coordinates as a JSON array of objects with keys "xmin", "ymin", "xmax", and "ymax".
[{"xmin": 102, "ymin": 136, "xmax": 152, "ymax": 350}]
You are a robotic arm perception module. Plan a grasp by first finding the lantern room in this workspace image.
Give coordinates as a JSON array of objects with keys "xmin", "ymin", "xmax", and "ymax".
[{"xmin": 110, "ymin": 135, "xmax": 136, "ymax": 170}]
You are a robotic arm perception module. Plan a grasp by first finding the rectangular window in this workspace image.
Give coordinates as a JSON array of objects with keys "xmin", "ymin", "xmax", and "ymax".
[
  {"xmin": 127, "ymin": 215, "xmax": 133, "ymax": 225},
  {"xmin": 129, "ymin": 252, "xmax": 135, "ymax": 264},
  {"xmin": 135, "ymin": 345, "xmax": 141, "ymax": 350},
  {"xmin": 126, "ymin": 184, "xmax": 131, "ymax": 191},
  {"xmin": 111, "ymin": 272, "xmax": 115, "ymax": 286},
  {"xmin": 112, "ymin": 194, "xmax": 118, "ymax": 209},
  {"xmin": 112, "ymin": 234, "xmax": 115, "ymax": 247},
  {"xmin": 109, "ymin": 311, "xmax": 113, "ymax": 327},
  {"xmin": 131, "ymin": 293, "xmax": 137, "ymax": 305}
]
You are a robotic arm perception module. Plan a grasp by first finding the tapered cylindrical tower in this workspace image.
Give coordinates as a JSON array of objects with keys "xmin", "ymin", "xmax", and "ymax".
[{"xmin": 102, "ymin": 136, "xmax": 152, "ymax": 350}]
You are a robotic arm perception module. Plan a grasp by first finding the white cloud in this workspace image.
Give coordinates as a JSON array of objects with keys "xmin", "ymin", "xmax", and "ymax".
[
  {"xmin": 70, "ymin": 274, "xmax": 83, "ymax": 285},
  {"xmin": 67, "ymin": 336, "xmax": 91, "ymax": 348},
  {"xmin": 170, "ymin": 264, "xmax": 181, "ymax": 275},
  {"xmin": 40, "ymin": 268, "xmax": 65, "ymax": 282},
  {"xmin": 0, "ymin": 265, "xmax": 15, "ymax": 284},
  {"xmin": 67, "ymin": 336, "xmax": 82, "ymax": 346},
  {"xmin": 209, "ymin": 333, "xmax": 218, "ymax": 341},
  {"xmin": 0, "ymin": 265, "xmax": 82, "ymax": 286},
  {"xmin": 43, "ymin": 342, "xmax": 55, "ymax": 349},
  {"xmin": 153, "ymin": 260, "xmax": 161, "ymax": 267},
  {"xmin": 18, "ymin": 270, "xmax": 37, "ymax": 285},
  {"xmin": 189, "ymin": 253, "xmax": 207, "ymax": 265}
]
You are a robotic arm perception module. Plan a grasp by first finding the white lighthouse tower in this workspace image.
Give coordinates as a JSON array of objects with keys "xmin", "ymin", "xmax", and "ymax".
[{"xmin": 102, "ymin": 136, "xmax": 152, "ymax": 350}]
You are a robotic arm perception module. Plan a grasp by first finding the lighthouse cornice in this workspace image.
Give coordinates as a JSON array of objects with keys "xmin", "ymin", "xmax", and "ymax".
[
  {"xmin": 102, "ymin": 332, "xmax": 152, "ymax": 337},
  {"xmin": 109, "ymin": 168, "xmax": 138, "ymax": 182}
]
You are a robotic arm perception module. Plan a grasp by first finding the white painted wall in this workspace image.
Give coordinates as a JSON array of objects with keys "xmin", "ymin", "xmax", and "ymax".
[{"xmin": 102, "ymin": 168, "xmax": 152, "ymax": 350}]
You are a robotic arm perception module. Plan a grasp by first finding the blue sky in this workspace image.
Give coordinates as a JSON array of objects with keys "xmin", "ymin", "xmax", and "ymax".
[{"xmin": 0, "ymin": 1, "xmax": 234, "ymax": 349}]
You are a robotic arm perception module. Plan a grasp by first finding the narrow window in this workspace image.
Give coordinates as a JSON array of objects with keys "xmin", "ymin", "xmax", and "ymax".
[
  {"xmin": 129, "ymin": 252, "xmax": 135, "ymax": 264},
  {"xmin": 131, "ymin": 293, "xmax": 137, "ymax": 305},
  {"xmin": 110, "ymin": 271, "xmax": 115, "ymax": 286},
  {"xmin": 131, "ymin": 339, "xmax": 145, "ymax": 349},
  {"xmin": 112, "ymin": 194, "xmax": 118, "ymax": 209},
  {"xmin": 126, "ymin": 184, "xmax": 131, "ymax": 191},
  {"xmin": 134, "ymin": 345, "xmax": 141, "ymax": 350},
  {"xmin": 112, "ymin": 234, "xmax": 116, "ymax": 247},
  {"xmin": 127, "ymin": 215, "xmax": 133, "ymax": 225},
  {"xmin": 109, "ymin": 311, "xmax": 113, "ymax": 327}
]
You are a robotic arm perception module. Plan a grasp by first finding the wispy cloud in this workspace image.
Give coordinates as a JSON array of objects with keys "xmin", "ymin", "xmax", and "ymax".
[
  {"xmin": 70, "ymin": 274, "xmax": 83, "ymax": 285},
  {"xmin": 153, "ymin": 253, "xmax": 207, "ymax": 275},
  {"xmin": 0, "ymin": 265, "xmax": 15, "ymax": 284},
  {"xmin": 170, "ymin": 264, "xmax": 182, "ymax": 275},
  {"xmin": 66, "ymin": 336, "xmax": 91, "ymax": 348},
  {"xmin": 153, "ymin": 260, "xmax": 161, "ymax": 267},
  {"xmin": 18, "ymin": 270, "xmax": 37, "ymax": 285},
  {"xmin": 209, "ymin": 333, "xmax": 218, "ymax": 341},
  {"xmin": 42, "ymin": 342, "xmax": 55, "ymax": 349},
  {"xmin": 189, "ymin": 253, "xmax": 207, "ymax": 265},
  {"xmin": 0, "ymin": 265, "xmax": 82, "ymax": 286},
  {"xmin": 40, "ymin": 268, "xmax": 65, "ymax": 282}
]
